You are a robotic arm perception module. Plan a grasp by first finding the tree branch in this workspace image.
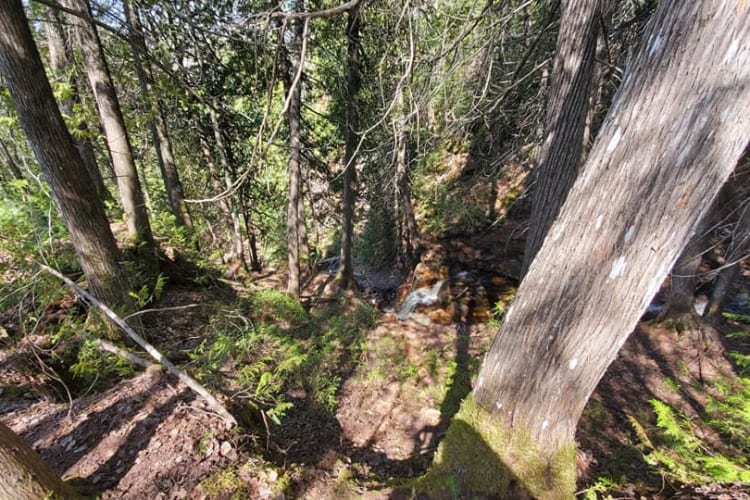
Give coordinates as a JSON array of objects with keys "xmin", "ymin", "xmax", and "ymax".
[
  {"xmin": 39, "ymin": 264, "xmax": 238, "ymax": 429},
  {"xmin": 269, "ymin": 0, "xmax": 359, "ymax": 20},
  {"xmin": 31, "ymin": 0, "xmax": 126, "ymax": 39}
]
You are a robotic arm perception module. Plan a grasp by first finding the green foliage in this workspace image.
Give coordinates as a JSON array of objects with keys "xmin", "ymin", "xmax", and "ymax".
[
  {"xmin": 726, "ymin": 331, "xmax": 750, "ymax": 374},
  {"xmin": 129, "ymin": 273, "xmax": 167, "ymax": 308},
  {"xmin": 413, "ymin": 150, "xmax": 490, "ymax": 237},
  {"xmin": 355, "ymin": 200, "xmax": 398, "ymax": 270},
  {"xmin": 728, "ymin": 352, "xmax": 750, "ymax": 374},
  {"xmin": 0, "ymin": 176, "xmax": 70, "ymax": 269},
  {"xmin": 487, "ymin": 288, "xmax": 517, "ymax": 329},
  {"xmin": 70, "ymin": 338, "xmax": 136, "ymax": 388},
  {"xmin": 189, "ymin": 291, "xmax": 375, "ymax": 422},
  {"xmin": 707, "ymin": 377, "xmax": 750, "ymax": 454},
  {"xmin": 581, "ymin": 476, "xmax": 622, "ymax": 500},
  {"xmin": 197, "ymin": 462, "xmax": 288, "ymax": 499},
  {"xmin": 415, "ymin": 397, "xmax": 576, "ymax": 498},
  {"xmin": 629, "ymin": 398, "xmax": 750, "ymax": 485},
  {"xmin": 151, "ymin": 212, "xmax": 193, "ymax": 250},
  {"xmin": 723, "ymin": 311, "xmax": 750, "ymax": 324}
]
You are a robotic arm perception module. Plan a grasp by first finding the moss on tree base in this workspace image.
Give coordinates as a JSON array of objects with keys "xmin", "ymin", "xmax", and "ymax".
[{"xmin": 410, "ymin": 396, "xmax": 575, "ymax": 499}]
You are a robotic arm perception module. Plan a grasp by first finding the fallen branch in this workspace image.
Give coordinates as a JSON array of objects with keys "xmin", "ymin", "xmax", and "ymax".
[
  {"xmin": 40, "ymin": 264, "xmax": 238, "ymax": 429},
  {"xmin": 92, "ymin": 338, "xmax": 152, "ymax": 370}
]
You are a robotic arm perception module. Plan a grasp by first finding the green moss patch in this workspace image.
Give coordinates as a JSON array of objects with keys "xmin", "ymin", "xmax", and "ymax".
[{"xmin": 412, "ymin": 396, "xmax": 576, "ymax": 499}]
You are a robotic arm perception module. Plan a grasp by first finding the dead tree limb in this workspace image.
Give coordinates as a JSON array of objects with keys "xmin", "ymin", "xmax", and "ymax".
[
  {"xmin": 92, "ymin": 338, "xmax": 152, "ymax": 370},
  {"xmin": 40, "ymin": 264, "xmax": 238, "ymax": 429}
]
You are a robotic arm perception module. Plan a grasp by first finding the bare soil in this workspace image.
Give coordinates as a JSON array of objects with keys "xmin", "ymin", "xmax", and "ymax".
[{"xmin": 1, "ymin": 238, "xmax": 750, "ymax": 498}]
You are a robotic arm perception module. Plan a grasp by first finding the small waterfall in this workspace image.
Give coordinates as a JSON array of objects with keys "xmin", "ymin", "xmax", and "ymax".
[{"xmin": 397, "ymin": 280, "xmax": 447, "ymax": 320}]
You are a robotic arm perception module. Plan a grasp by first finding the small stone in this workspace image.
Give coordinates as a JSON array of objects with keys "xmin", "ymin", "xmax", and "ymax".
[
  {"xmin": 420, "ymin": 408, "xmax": 442, "ymax": 426},
  {"xmin": 266, "ymin": 468, "xmax": 278, "ymax": 482},
  {"xmin": 220, "ymin": 441, "xmax": 232, "ymax": 456},
  {"xmin": 220, "ymin": 441, "xmax": 237, "ymax": 460}
]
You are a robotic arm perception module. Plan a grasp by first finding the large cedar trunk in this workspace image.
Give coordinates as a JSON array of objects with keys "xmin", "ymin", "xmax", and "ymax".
[
  {"xmin": 65, "ymin": 0, "xmax": 155, "ymax": 250},
  {"xmin": 422, "ymin": 2, "xmax": 750, "ymax": 497},
  {"xmin": 521, "ymin": 0, "xmax": 600, "ymax": 277},
  {"xmin": 0, "ymin": 0, "xmax": 132, "ymax": 309},
  {"xmin": 0, "ymin": 422, "xmax": 78, "ymax": 499},
  {"xmin": 338, "ymin": 6, "xmax": 361, "ymax": 290}
]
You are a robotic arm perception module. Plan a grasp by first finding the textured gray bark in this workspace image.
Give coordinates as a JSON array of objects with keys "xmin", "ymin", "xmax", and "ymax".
[
  {"xmin": 521, "ymin": 0, "xmax": 600, "ymax": 277},
  {"xmin": 284, "ymin": 0, "xmax": 307, "ymax": 298},
  {"xmin": 44, "ymin": 7, "xmax": 110, "ymax": 202},
  {"xmin": 65, "ymin": 0, "xmax": 154, "ymax": 249},
  {"xmin": 339, "ymin": 5, "xmax": 361, "ymax": 290},
  {"xmin": 473, "ymin": 0, "xmax": 750, "ymax": 465},
  {"xmin": 0, "ymin": 0, "xmax": 131, "ymax": 308},
  {"xmin": 0, "ymin": 421, "xmax": 77, "ymax": 500},
  {"xmin": 123, "ymin": 0, "xmax": 192, "ymax": 229}
]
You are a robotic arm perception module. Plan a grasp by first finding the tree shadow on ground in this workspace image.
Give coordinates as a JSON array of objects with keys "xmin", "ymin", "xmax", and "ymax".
[
  {"xmin": 28, "ymin": 372, "xmax": 191, "ymax": 492},
  {"xmin": 575, "ymin": 320, "xmax": 742, "ymax": 494},
  {"xmin": 87, "ymin": 389, "xmax": 192, "ymax": 490}
]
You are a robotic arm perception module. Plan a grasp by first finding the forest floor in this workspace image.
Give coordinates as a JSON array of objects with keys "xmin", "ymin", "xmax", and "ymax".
[{"xmin": 1, "ymin": 228, "xmax": 750, "ymax": 499}]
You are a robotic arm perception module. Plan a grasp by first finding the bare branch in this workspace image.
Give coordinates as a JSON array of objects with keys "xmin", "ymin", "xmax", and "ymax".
[
  {"xmin": 269, "ymin": 0, "xmax": 359, "ymax": 20},
  {"xmin": 93, "ymin": 338, "xmax": 152, "ymax": 370},
  {"xmin": 31, "ymin": 0, "xmax": 126, "ymax": 38},
  {"xmin": 39, "ymin": 264, "xmax": 238, "ymax": 429}
]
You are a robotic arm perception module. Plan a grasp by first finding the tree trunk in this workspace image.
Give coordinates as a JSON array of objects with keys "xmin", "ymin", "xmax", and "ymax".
[
  {"xmin": 661, "ymin": 210, "xmax": 714, "ymax": 319},
  {"xmin": 195, "ymin": 113, "xmax": 243, "ymax": 261},
  {"xmin": 283, "ymin": 1, "xmax": 307, "ymax": 298},
  {"xmin": 0, "ymin": 422, "xmax": 79, "ymax": 499},
  {"xmin": 338, "ymin": 5, "xmax": 361, "ymax": 290},
  {"xmin": 394, "ymin": 84, "xmax": 419, "ymax": 271},
  {"xmin": 44, "ymin": 6, "xmax": 111, "ymax": 202},
  {"xmin": 422, "ymin": 2, "xmax": 750, "ymax": 498},
  {"xmin": 0, "ymin": 137, "xmax": 24, "ymax": 181},
  {"xmin": 706, "ymin": 199, "xmax": 750, "ymax": 322},
  {"xmin": 65, "ymin": 0, "xmax": 155, "ymax": 251},
  {"xmin": 208, "ymin": 105, "xmax": 248, "ymax": 272},
  {"xmin": 521, "ymin": 0, "xmax": 600, "ymax": 277},
  {"xmin": 241, "ymin": 207, "xmax": 262, "ymax": 272},
  {"xmin": 123, "ymin": 0, "xmax": 192, "ymax": 229},
  {"xmin": 0, "ymin": 0, "xmax": 132, "ymax": 314}
]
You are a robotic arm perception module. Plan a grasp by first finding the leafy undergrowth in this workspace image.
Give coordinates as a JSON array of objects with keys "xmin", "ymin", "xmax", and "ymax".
[
  {"xmin": 3, "ymin": 252, "xmax": 750, "ymax": 498},
  {"xmin": 577, "ymin": 319, "xmax": 750, "ymax": 499},
  {"xmin": 188, "ymin": 289, "xmax": 378, "ymax": 425}
]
